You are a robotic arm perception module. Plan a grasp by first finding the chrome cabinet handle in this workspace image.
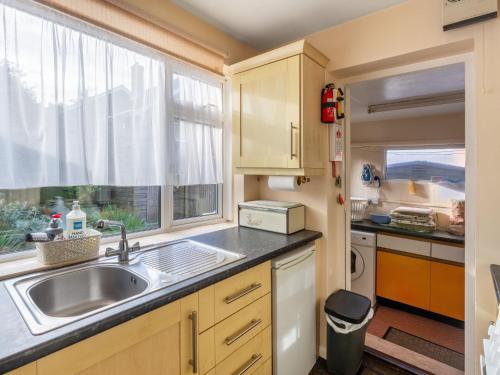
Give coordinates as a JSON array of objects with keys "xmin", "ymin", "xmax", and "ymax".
[
  {"xmin": 233, "ymin": 353, "xmax": 263, "ymax": 375},
  {"xmin": 290, "ymin": 122, "xmax": 298, "ymax": 160},
  {"xmin": 224, "ymin": 318, "xmax": 262, "ymax": 346},
  {"xmin": 224, "ymin": 283, "xmax": 262, "ymax": 304},
  {"xmin": 188, "ymin": 311, "xmax": 198, "ymax": 373}
]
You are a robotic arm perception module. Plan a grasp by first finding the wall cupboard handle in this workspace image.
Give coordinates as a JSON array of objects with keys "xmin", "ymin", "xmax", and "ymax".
[
  {"xmin": 224, "ymin": 283, "xmax": 262, "ymax": 304},
  {"xmin": 233, "ymin": 353, "xmax": 263, "ymax": 375},
  {"xmin": 290, "ymin": 122, "xmax": 296, "ymax": 160},
  {"xmin": 224, "ymin": 318, "xmax": 262, "ymax": 345},
  {"xmin": 188, "ymin": 311, "xmax": 198, "ymax": 373}
]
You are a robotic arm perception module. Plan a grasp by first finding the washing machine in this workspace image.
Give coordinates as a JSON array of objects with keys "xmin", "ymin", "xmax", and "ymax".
[{"xmin": 351, "ymin": 230, "xmax": 376, "ymax": 306}]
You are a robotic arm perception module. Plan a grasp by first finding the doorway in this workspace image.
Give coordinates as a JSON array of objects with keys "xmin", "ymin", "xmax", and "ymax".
[{"xmin": 342, "ymin": 55, "xmax": 474, "ymax": 373}]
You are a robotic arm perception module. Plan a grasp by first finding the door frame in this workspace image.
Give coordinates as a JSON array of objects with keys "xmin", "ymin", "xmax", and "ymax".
[{"xmin": 339, "ymin": 53, "xmax": 475, "ymax": 374}]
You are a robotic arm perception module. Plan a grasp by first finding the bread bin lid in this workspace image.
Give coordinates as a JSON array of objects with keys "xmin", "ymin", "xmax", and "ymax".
[{"xmin": 238, "ymin": 200, "xmax": 303, "ymax": 212}]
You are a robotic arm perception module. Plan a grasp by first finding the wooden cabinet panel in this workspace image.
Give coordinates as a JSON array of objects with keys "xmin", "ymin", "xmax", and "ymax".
[
  {"xmin": 6, "ymin": 363, "xmax": 37, "ymax": 375},
  {"xmin": 77, "ymin": 324, "xmax": 180, "ymax": 375},
  {"xmin": 301, "ymin": 55, "xmax": 326, "ymax": 169},
  {"xmin": 233, "ymin": 56, "xmax": 300, "ymax": 169},
  {"xmin": 37, "ymin": 302, "xmax": 181, "ymax": 375},
  {"xmin": 199, "ymin": 328, "xmax": 215, "ymax": 375},
  {"xmin": 376, "ymin": 250, "xmax": 430, "ymax": 310},
  {"xmin": 215, "ymin": 326, "xmax": 272, "ymax": 375},
  {"xmin": 253, "ymin": 358, "xmax": 272, "ymax": 375},
  {"xmin": 199, "ymin": 285, "xmax": 215, "ymax": 333},
  {"xmin": 214, "ymin": 261, "xmax": 271, "ymax": 323},
  {"xmin": 430, "ymin": 262, "xmax": 465, "ymax": 321},
  {"xmin": 214, "ymin": 294, "xmax": 271, "ymax": 363}
]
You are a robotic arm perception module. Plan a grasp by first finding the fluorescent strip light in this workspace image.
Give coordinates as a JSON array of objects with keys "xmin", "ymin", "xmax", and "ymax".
[{"xmin": 367, "ymin": 91, "xmax": 465, "ymax": 114}]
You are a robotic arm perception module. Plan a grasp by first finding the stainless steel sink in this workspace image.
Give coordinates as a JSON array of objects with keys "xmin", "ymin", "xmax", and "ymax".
[
  {"xmin": 28, "ymin": 265, "xmax": 148, "ymax": 318},
  {"xmin": 5, "ymin": 240, "xmax": 245, "ymax": 335}
]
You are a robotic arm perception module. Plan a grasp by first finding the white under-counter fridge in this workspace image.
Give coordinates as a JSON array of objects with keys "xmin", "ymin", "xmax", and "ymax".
[{"xmin": 272, "ymin": 243, "xmax": 316, "ymax": 375}]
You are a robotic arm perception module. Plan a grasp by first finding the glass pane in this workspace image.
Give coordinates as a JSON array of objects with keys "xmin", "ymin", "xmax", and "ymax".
[
  {"xmin": 0, "ymin": 186, "xmax": 161, "ymax": 255},
  {"xmin": 173, "ymin": 185, "xmax": 219, "ymax": 221},
  {"xmin": 385, "ymin": 148, "xmax": 465, "ymax": 182}
]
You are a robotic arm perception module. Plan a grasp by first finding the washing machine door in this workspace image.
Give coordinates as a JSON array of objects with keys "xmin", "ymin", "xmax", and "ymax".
[{"xmin": 351, "ymin": 246, "xmax": 365, "ymax": 281}]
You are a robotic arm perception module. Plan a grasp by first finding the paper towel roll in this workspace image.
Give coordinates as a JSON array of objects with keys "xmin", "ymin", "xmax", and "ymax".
[{"xmin": 268, "ymin": 176, "xmax": 299, "ymax": 191}]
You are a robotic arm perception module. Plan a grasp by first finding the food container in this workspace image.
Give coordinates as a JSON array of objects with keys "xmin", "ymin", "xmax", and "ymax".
[
  {"xmin": 238, "ymin": 200, "xmax": 305, "ymax": 234},
  {"xmin": 36, "ymin": 229, "xmax": 102, "ymax": 266},
  {"xmin": 369, "ymin": 213, "xmax": 391, "ymax": 225}
]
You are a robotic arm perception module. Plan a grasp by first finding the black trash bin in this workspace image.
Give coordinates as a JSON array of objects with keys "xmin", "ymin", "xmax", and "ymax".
[{"xmin": 324, "ymin": 289, "xmax": 373, "ymax": 375}]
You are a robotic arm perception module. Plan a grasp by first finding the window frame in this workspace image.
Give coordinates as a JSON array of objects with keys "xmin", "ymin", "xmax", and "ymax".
[
  {"xmin": 0, "ymin": 4, "xmax": 231, "ymax": 262},
  {"xmin": 383, "ymin": 144, "xmax": 466, "ymax": 182}
]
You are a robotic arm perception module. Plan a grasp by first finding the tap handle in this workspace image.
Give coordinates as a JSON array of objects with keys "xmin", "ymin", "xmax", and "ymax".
[
  {"xmin": 130, "ymin": 242, "xmax": 141, "ymax": 253},
  {"xmin": 105, "ymin": 247, "xmax": 120, "ymax": 257}
]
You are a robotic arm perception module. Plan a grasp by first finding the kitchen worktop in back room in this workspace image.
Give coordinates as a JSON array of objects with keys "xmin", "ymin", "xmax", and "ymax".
[{"xmin": 351, "ymin": 220, "xmax": 464, "ymax": 245}]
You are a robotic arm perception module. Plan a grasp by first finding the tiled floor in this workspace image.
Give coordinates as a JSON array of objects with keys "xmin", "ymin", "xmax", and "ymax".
[
  {"xmin": 309, "ymin": 354, "xmax": 413, "ymax": 375},
  {"xmin": 367, "ymin": 305, "xmax": 464, "ymax": 354}
]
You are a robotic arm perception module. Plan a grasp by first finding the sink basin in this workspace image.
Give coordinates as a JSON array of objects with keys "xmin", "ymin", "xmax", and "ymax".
[
  {"xmin": 5, "ymin": 240, "xmax": 245, "ymax": 335},
  {"xmin": 28, "ymin": 265, "xmax": 148, "ymax": 318}
]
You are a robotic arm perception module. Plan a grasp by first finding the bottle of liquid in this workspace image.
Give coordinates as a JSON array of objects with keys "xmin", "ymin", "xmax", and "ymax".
[{"xmin": 66, "ymin": 201, "xmax": 87, "ymax": 239}]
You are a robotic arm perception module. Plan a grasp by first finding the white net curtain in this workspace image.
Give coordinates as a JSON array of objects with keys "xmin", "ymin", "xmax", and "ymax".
[{"xmin": 0, "ymin": 0, "xmax": 224, "ymax": 189}]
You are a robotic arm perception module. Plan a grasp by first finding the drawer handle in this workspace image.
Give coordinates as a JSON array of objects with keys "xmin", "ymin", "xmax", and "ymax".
[
  {"xmin": 225, "ymin": 318, "xmax": 262, "ymax": 345},
  {"xmin": 188, "ymin": 311, "xmax": 198, "ymax": 373},
  {"xmin": 233, "ymin": 353, "xmax": 262, "ymax": 375},
  {"xmin": 224, "ymin": 283, "xmax": 262, "ymax": 304}
]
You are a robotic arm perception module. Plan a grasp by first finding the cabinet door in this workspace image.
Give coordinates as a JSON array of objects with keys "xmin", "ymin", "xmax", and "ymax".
[
  {"xmin": 233, "ymin": 56, "xmax": 300, "ymax": 169},
  {"xmin": 430, "ymin": 261, "xmax": 465, "ymax": 320},
  {"xmin": 376, "ymin": 250, "xmax": 430, "ymax": 310},
  {"xmin": 5, "ymin": 363, "xmax": 36, "ymax": 375},
  {"xmin": 37, "ymin": 302, "xmax": 181, "ymax": 375}
]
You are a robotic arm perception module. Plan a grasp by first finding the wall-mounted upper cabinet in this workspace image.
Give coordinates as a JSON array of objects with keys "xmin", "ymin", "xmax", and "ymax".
[{"xmin": 230, "ymin": 40, "xmax": 329, "ymax": 176}]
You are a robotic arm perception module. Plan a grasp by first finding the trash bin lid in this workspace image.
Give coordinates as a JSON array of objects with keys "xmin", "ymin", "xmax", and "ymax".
[{"xmin": 324, "ymin": 289, "xmax": 371, "ymax": 324}]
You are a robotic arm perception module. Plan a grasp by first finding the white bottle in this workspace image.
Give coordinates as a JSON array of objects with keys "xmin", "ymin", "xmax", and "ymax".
[{"xmin": 66, "ymin": 201, "xmax": 87, "ymax": 239}]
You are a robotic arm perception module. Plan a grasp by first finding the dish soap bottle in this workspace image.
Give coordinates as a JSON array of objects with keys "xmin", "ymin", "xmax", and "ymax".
[{"xmin": 66, "ymin": 201, "xmax": 86, "ymax": 239}]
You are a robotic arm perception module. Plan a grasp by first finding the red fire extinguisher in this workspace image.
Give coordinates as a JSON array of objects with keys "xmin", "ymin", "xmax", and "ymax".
[{"xmin": 321, "ymin": 83, "xmax": 336, "ymax": 123}]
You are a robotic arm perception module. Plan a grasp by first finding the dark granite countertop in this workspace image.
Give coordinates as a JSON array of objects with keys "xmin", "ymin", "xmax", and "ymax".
[
  {"xmin": 0, "ymin": 227, "xmax": 322, "ymax": 373},
  {"xmin": 351, "ymin": 220, "xmax": 464, "ymax": 245},
  {"xmin": 491, "ymin": 264, "xmax": 500, "ymax": 303}
]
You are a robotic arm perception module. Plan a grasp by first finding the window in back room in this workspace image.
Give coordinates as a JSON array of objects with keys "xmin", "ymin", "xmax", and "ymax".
[
  {"xmin": 385, "ymin": 147, "xmax": 465, "ymax": 184},
  {"xmin": 0, "ymin": 1, "xmax": 224, "ymax": 256}
]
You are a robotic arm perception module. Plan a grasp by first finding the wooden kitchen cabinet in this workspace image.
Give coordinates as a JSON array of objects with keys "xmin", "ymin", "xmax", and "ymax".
[
  {"xmin": 231, "ymin": 40, "xmax": 328, "ymax": 176},
  {"xmin": 37, "ymin": 301, "xmax": 182, "ymax": 375},
  {"xmin": 430, "ymin": 261, "xmax": 465, "ymax": 321},
  {"xmin": 376, "ymin": 250, "xmax": 431, "ymax": 310}
]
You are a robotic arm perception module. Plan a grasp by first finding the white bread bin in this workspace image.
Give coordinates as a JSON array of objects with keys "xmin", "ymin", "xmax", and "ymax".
[{"xmin": 238, "ymin": 200, "xmax": 305, "ymax": 234}]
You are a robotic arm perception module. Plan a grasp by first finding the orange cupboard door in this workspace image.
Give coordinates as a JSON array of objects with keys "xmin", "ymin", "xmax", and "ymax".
[
  {"xmin": 430, "ymin": 261, "xmax": 465, "ymax": 321},
  {"xmin": 376, "ymin": 250, "xmax": 430, "ymax": 310}
]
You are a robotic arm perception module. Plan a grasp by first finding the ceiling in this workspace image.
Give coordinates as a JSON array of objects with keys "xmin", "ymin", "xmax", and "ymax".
[
  {"xmin": 170, "ymin": 0, "xmax": 407, "ymax": 50},
  {"xmin": 350, "ymin": 63, "xmax": 465, "ymax": 123}
]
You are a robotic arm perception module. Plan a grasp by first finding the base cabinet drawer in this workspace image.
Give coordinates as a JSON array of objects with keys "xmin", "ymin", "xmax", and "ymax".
[
  {"xmin": 216, "ymin": 325, "xmax": 272, "ymax": 375},
  {"xmin": 252, "ymin": 358, "xmax": 272, "ymax": 375},
  {"xmin": 214, "ymin": 262, "xmax": 271, "ymax": 323},
  {"xmin": 376, "ymin": 250, "xmax": 430, "ymax": 310},
  {"xmin": 430, "ymin": 262, "xmax": 465, "ymax": 320},
  {"xmin": 215, "ymin": 294, "xmax": 271, "ymax": 363}
]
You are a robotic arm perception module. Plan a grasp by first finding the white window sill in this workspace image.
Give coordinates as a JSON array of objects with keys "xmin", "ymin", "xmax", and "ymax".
[{"xmin": 0, "ymin": 221, "xmax": 237, "ymax": 281}]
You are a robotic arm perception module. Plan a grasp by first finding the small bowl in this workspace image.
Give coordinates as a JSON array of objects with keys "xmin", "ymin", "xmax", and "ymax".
[{"xmin": 370, "ymin": 214, "xmax": 391, "ymax": 225}]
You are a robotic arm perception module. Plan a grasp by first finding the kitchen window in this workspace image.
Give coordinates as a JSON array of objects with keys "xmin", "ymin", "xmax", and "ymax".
[
  {"xmin": 385, "ymin": 148, "xmax": 465, "ymax": 184},
  {"xmin": 0, "ymin": 1, "xmax": 225, "ymax": 257}
]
